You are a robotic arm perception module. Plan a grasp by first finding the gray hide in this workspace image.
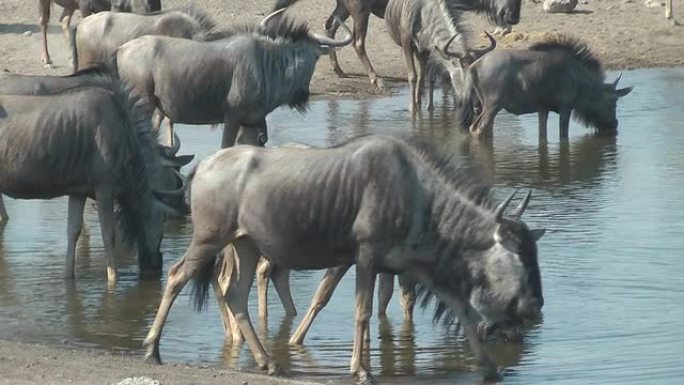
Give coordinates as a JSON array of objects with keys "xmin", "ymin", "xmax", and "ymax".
[
  {"xmin": 115, "ymin": 9, "xmax": 352, "ymax": 148},
  {"xmin": 273, "ymin": 0, "xmax": 389, "ymax": 89},
  {"xmin": 0, "ymin": 74, "xmax": 187, "ymax": 284},
  {"xmin": 71, "ymin": 6, "xmax": 216, "ymax": 72},
  {"xmin": 459, "ymin": 35, "xmax": 633, "ymax": 139},
  {"xmin": 142, "ymin": 135, "xmax": 546, "ymax": 383},
  {"xmin": 385, "ymin": 0, "xmax": 503, "ymax": 112},
  {"xmin": 111, "ymin": 0, "xmax": 161, "ymax": 13}
]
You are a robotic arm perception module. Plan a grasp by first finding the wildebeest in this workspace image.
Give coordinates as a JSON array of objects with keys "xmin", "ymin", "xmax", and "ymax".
[
  {"xmin": 273, "ymin": 0, "xmax": 389, "ymax": 89},
  {"xmin": 0, "ymin": 73, "xmax": 188, "ymax": 285},
  {"xmin": 460, "ymin": 34, "xmax": 633, "ymax": 139},
  {"xmin": 38, "ymin": 0, "xmax": 161, "ymax": 66},
  {"xmin": 142, "ymin": 135, "xmax": 546, "ymax": 383},
  {"xmin": 385, "ymin": 0, "xmax": 512, "ymax": 112},
  {"xmin": 115, "ymin": 9, "xmax": 353, "ymax": 148},
  {"xmin": 71, "ymin": 6, "xmax": 216, "ymax": 72}
]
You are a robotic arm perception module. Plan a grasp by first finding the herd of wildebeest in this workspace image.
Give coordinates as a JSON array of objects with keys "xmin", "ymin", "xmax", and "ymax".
[{"xmin": 0, "ymin": 0, "xmax": 644, "ymax": 383}]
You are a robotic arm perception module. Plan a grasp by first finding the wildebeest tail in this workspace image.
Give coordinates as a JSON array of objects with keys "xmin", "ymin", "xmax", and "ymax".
[
  {"xmin": 456, "ymin": 68, "xmax": 477, "ymax": 131},
  {"xmin": 190, "ymin": 252, "xmax": 221, "ymax": 312},
  {"xmin": 69, "ymin": 25, "xmax": 78, "ymax": 73}
]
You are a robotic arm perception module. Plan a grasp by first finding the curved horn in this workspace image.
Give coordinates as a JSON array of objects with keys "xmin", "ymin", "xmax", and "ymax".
[
  {"xmin": 171, "ymin": 132, "xmax": 181, "ymax": 156},
  {"xmin": 260, "ymin": 8, "xmax": 286, "ymax": 29},
  {"xmin": 494, "ymin": 190, "xmax": 518, "ymax": 222},
  {"xmin": 310, "ymin": 16, "xmax": 353, "ymax": 47},
  {"xmin": 443, "ymin": 34, "xmax": 465, "ymax": 59},
  {"xmin": 154, "ymin": 169, "xmax": 188, "ymax": 197},
  {"xmin": 469, "ymin": 31, "xmax": 497, "ymax": 60},
  {"xmin": 612, "ymin": 73, "xmax": 622, "ymax": 88},
  {"xmin": 512, "ymin": 190, "xmax": 532, "ymax": 218}
]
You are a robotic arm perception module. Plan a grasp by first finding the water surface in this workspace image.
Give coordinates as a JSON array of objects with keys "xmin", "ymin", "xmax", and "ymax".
[{"xmin": 1, "ymin": 67, "xmax": 683, "ymax": 385}]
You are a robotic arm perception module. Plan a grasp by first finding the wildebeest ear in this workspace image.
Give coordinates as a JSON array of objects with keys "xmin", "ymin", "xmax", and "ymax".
[
  {"xmin": 173, "ymin": 155, "xmax": 195, "ymax": 167},
  {"xmin": 530, "ymin": 229, "xmax": 546, "ymax": 242},
  {"xmin": 615, "ymin": 87, "xmax": 633, "ymax": 97}
]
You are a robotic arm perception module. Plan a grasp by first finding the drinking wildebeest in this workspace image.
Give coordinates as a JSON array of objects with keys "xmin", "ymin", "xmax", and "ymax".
[
  {"xmin": 385, "ymin": 0, "xmax": 512, "ymax": 112},
  {"xmin": 115, "ymin": 9, "xmax": 353, "ymax": 148},
  {"xmin": 459, "ymin": 34, "xmax": 633, "ymax": 139},
  {"xmin": 142, "ymin": 135, "xmax": 546, "ymax": 383},
  {"xmin": 0, "ymin": 73, "xmax": 189, "ymax": 285},
  {"xmin": 273, "ymin": 0, "xmax": 389, "ymax": 89},
  {"xmin": 38, "ymin": 0, "xmax": 160, "ymax": 66},
  {"xmin": 71, "ymin": 6, "xmax": 216, "ymax": 72}
]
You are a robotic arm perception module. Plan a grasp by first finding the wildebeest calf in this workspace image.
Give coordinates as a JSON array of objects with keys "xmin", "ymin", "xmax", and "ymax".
[{"xmin": 460, "ymin": 34, "xmax": 633, "ymax": 139}]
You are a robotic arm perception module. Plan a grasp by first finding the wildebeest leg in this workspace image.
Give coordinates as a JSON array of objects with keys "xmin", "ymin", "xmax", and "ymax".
[
  {"xmin": 415, "ymin": 54, "xmax": 429, "ymax": 111},
  {"xmin": 94, "ymin": 189, "xmax": 118, "ymax": 286},
  {"xmin": 412, "ymin": 267, "xmax": 498, "ymax": 381},
  {"xmin": 39, "ymin": 0, "xmax": 52, "ymax": 66},
  {"xmin": 324, "ymin": 4, "xmax": 351, "ymax": 77},
  {"xmin": 472, "ymin": 106, "xmax": 500, "ymax": 138},
  {"xmin": 256, "ymin": 258, "xmax": 271, "ymax": 319},
  {"xmin": 559, "ymin": 108, "xmax": 571, "ymax": 139},
  {"xmin": 226, "ymin": 237, "xmax": 279, "ymax": 373},
  {"xmin": 350, "ymin": 252, "xmax": 377, "ymax": 384},
  {"xmin": 143, "ymin": 240, "xmax": 223, "ymax": 364},
  {"xmin": 666, "ymin": 0, "xmax": 673, "ymax": 20},
  {"xmin": 221, "ymin": 117, "xmax": 241, "ymax": 148},
  {"xmin": 538, "ymin": 111, "xmax": 549, "ymax": 142},
  {"xmin": 65, "ymin": 195, "xmax": 86, "ymax": 279},
  {"xmin": 377, "ymin": 273, "xmax": 393, "ymax": 318},
  {"xmin": 289, "ymin": 264, "xmax": 352, "ymax": 345},
  {"xmin": 271, "ymin": 263, "xmax": 297, "ymax": 316},
  {"xmin": 59, "ymin": 7, "xmax": 75, "ymax": 41},
  {"xmin": 398, "ymin": 274, "xmax": 415, "ymax": 322},
  {"xmin": 427, "ymin": 69, "xmax": 437, "ymax": 111},
  {"xmin": 351, "ymin": 10, "xmax": 383, "ymax": 89},
  {"xmin": 213, "ymin": 247, "xmax": 243, "ymax": 344},
  {"xmin": 165, "ymin": 119, "xmax": 175, "ymax": 147},
  {"xmin": 401, "ymin": 42, "xmax": 418, "ymax": 113},
  {"xmin": 0, "ymin": 196, "xmax": 8, "ymax": 224}
]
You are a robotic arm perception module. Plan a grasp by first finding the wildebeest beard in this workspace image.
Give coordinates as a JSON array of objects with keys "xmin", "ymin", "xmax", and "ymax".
[{"xmin": 289, "ymin": 88, "xmax": 310, "ymax": 112}]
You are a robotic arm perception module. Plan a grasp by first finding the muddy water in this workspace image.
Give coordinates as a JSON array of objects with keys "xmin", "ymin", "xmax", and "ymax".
[{"xmin": 1, "ymin": 67, "xmax": 683, "ymax": 384}]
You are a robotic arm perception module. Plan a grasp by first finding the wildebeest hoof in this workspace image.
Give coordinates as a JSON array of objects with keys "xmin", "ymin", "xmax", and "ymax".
[
  {"xmin": 143, "ymin": 351, "xmax": 162, "ymax": 365},
  {"xmin": 267, "ymin": 362, "xmax": 284, "ymax": 376},
  {"xmin": 481, "ymin": 364, "xmax": 502, "ymax": 383},
  {"xmin": 372, "ymin": 77, "xmax": 385, "ymax": 91},
  {"xmin": 43, "ymin": 62, "xmax": 54, "ymax": 69},
  {"xmin": 356, "ymin": 370, "xmax": 376, "ymax": 385}
]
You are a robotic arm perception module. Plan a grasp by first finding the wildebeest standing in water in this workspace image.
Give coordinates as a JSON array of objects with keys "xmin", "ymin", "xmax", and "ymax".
[
  {"xmin": 460, "ymin": 35, "xmax": 633, "ymax": 139},
  {"xmin": 38, "ymin": 0, "xmax": 160, "ymax": 66},
  {"xmin": 273, "ymin": 0, "xmax": 389, "ymax": 89},
  {"xmin": 0, "ymin": 74, "xmax": 188, "ymax": 285},
  {"xmin": 143, "ymin": 135, "xmax": 546, "ymax": 383},
  {"xmin": 384, "ymin": 0, "xmax": 506, "ymax": 112},
  {"xmin": 115, "ymin": 9, "xmax": 353, "ymax": 148},
  {"xmin": 71, "ymin": 6, "xmax": 217, "ymax": 72}
]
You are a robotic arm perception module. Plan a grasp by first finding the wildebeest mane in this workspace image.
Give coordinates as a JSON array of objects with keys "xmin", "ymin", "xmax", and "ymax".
[{"xmin": 530, "ymin": 34, "xmax": 603, "ymax": 73}]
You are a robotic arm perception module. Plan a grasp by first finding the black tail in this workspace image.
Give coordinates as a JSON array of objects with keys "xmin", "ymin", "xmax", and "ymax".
[
  {"xmin": 69, "ymin": 24, "xmax": 78, "ymax": 73},
  {"xmin": 190, "ymin": 252, "xmax": 220, "ymax": 312}
]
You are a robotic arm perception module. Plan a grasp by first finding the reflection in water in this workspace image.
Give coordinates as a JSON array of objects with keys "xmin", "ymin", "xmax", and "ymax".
[{"xmin": 1, "ymin": 68, "xmax": 684, "ymax": 384}]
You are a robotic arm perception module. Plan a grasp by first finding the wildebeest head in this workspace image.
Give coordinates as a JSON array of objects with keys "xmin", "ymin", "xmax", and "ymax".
[
  {"xmin": 478, "ymin": 0, "xmax": 522, "ymax": 26},
  {"xmin": 467, "ymin": 190, "xmax": 545, "ymax": 339},
  {"xmin": 577, "ymin": 74, "xmax": 633, "ymax": 132},
  {"xmin": 434, "ymin": 31, "xmax": 496, "ymax": 98}
]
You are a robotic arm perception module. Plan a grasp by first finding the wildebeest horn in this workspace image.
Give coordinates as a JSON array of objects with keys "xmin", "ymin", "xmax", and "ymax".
[
  {"xmin": 171, "ymin": 132, "xmax": 181, "ymax": 155},
  {"xmin": 612, "ymin": 73, "xmax": 622, "ymax": 88},
  {"xmin": 310, "ymin": 16, "xmax": 353, "ymax": 47},
  {"xmin": 512, "ymin": 190, "xmax": 532, "ymax": 218},
  {"xmin": 155, "ymin": 169, "xmax": 188, "ymax": 197},
  {"xmin": 442, "ymin": 34, "xmax": 464, "ymax": 58},
  {"xmin": 260, "ymin": 8, "xmax": 286, "ymax": 28},
  {"xmin": 494, "ymin": 190, "xmax": 518, "ymax": 222},
  {"xmin": 469, "ymin": 31, "xmax": 497, "ymax": 59}
]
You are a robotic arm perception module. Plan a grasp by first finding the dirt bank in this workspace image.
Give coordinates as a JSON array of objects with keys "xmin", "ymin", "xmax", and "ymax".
[
  {"xmin": 0, "ymin": 339, "xmax": 320, "ymax": 385},
  {"xmin": 1, "ymin": 0, "xmax": 682, "ymax": 99}
]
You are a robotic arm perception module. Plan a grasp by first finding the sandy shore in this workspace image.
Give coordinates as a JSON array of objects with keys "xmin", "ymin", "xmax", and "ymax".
[{"xmin": 0, "ymin": 339, "xmax": 321, "ymax": 385}]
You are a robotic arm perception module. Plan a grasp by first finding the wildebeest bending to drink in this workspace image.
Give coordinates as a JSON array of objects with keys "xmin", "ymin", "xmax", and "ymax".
[
  {"xmin": 116, "ymin": 9, "xmax": 353, "ymax": 149},
  {"xmin": 460, "ymin": 34, "xmax": 633, "ymax": 139},
  {"xmin": 143, "ymin": 135, "xmax": 546, "ymax": 383},
  {"xmin": 0, "ymin": 73, "xmax": 187, "ymax": 285}
]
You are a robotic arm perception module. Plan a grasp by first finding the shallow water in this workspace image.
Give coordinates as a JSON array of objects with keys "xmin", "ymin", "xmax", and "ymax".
[{"xmin": 1, "ymin": 67, "xmax": 683, "ymax": 384}]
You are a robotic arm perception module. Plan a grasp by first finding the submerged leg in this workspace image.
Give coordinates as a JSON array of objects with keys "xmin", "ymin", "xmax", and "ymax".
[
  {"xmin": 398, "ymin": 274, "xmax": 416, "ymax": 323},
  {"xmin": 427, "ymin": 69, "xmax": 437, "ymax": 111},
  {"xmin": 538, "ymin": 110, "xmax": 549, "ymax": 142},
  {"xmin": 325, "ymin": 4, "xmax": 350, "ymax": 77},
  {"xmin": 471, "ymin": 106, "xmax": 500, "ymax": 138},
  {"xmin": 289, "ymin": 264, "xmax": 352, "ymax": 345},
  {"xmin": 225, "ymin": 237, "xmax": 279, "ymax": 373},
  {"xmin": 402, "ymin": 43, "xmax": 418, "ymax": 114},
  {"xmin": 94, "ymin": 189, "xmax": 118, "ymax": 286},
  {"xmin": 377, "ymin": 273, "xmax": 394, "ymax": 318},
  {"xmin": 415, "ymin": 54, "xmax": 429, "ymax": 111},
  {"xmin": 350, "ymin": 249, "xmax": 377, "ymax": 384},
  {"xmin": 143, "ymin": 239, "xmax": 222, "ymax": 364},
  {"xmin": 39, "ymin": 0, "xmax": 52, "ymax": 66},
  {"xmin": 351, "ymin": 11, "xmax": 383, "ymax": 89},
  {"xmin": 412, "ymin": 267, "xmax": 498, "ymax": 381},
  {"xmin": 213, "ymin": 247, "xmax": 243, "ymax": 344},
  {"xmin": 559, "ymin": 108, "xmax": 571, "ymax": 139},
  {"xmin": 271, "ymin": 263, "xmax": 297, "ymax": 316},
  {"xmin": 65, "ymin": 195, "xmax": 86, "ymax": 279},
  {"xmin": 0, "ymin": 196, "xmax": 7, "ymax": 224}
]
